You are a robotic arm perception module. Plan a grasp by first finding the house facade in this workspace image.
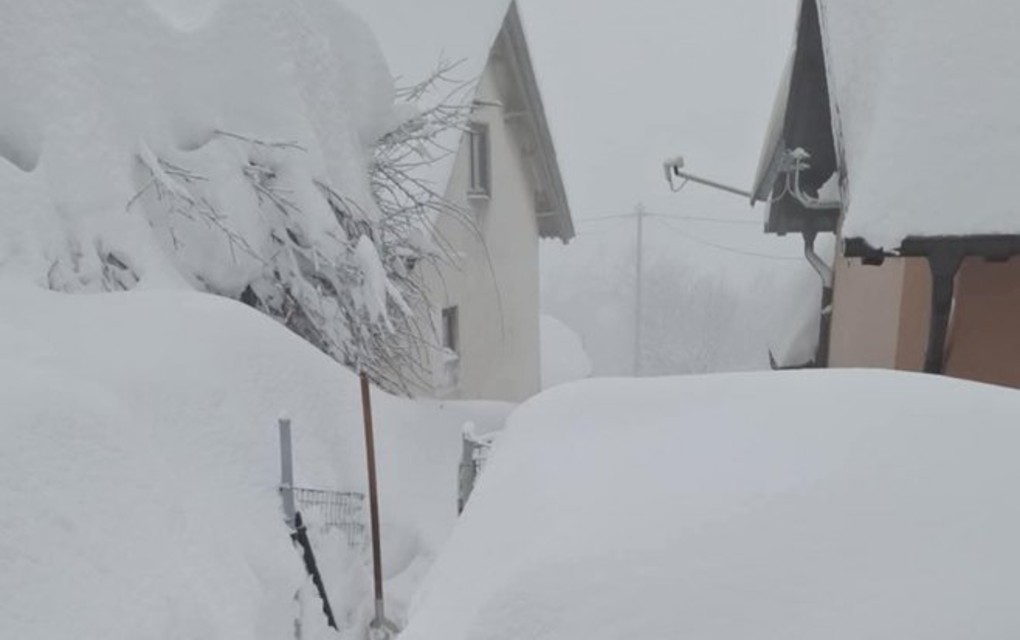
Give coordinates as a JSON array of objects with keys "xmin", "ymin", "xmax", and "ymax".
[
  {"xmin": 344, "ymin": 0, "xmax": 574, "ymax": 401},
  {"xmin": 828, "ymin": 252, "xmax": 1020, "ymax": 388},
  {"xmin": 753, "ymin": 0, "xmax": 1020, "ymax": 388}
]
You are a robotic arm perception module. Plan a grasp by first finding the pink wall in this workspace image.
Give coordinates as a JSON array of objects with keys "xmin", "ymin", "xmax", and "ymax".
[
  {"xmin": 829, "ymin": 255, "xmax": 908, "ymax": 369},
  {"xmin": 829, "ymin": 249, "xmax": 1020, "ymax": 388},
  {"xmin": 945, "ymin": 257, "xmax": 1020, "ymax": 388}
]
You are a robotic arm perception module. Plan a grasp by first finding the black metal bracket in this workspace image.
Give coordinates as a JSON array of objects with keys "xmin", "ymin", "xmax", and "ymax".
[{"xmin": 924, "ymin": 249, "xmax": 964, "ymax": 374}]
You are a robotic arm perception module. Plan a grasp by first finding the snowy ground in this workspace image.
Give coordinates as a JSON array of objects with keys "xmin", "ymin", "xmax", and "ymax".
[
  {"xmin": 0, "ymin": 283, "xmax": 502, "ymax": 639},
  {"xmin": 403, "ymin": 370, "xmax": 1020, "ymax": 639},
  {"xmin": 0, "ymin": 3, "xmax": 525, "ymax": 636}
]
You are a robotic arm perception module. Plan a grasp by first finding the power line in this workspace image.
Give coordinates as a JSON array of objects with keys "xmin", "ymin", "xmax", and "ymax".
[
  {"xmin": 572, "ymin": 205, "xmax": 800, "ymax": 377},
  {"xmin": 575, "ymin": 213, "xmax": 635, "ymax": 223},
  {"xmin": 645, "ymin": 212, "xmax": 760, "ymax": 226},
  {"xmin": 571, "ymin": 212, "xmax": 801, "ymax": 262},
  {"xmin": 576, "ymin": 211, "xmax": 760, "ymax": 226},
  {"xmin": 649, "ymin": 217, "xmax": 802, "ymax": 262}
]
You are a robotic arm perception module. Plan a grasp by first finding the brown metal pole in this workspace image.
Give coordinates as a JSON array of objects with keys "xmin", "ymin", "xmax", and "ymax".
[{"xmin": 360, "ymin": 371, "xmax": 388, "ymax": 629}]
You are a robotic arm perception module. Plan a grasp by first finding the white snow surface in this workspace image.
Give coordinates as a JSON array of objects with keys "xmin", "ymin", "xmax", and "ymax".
[
  {"xmin": 404, "ymin": 370, "xmax": 1020, "ymax": 640},
  {"xmin": 0, "ymin": 0, "xmax": 398, "ymax": 292},
  {"xmin": 0, "ymin": 283, "xmax": 489, "ymax": 639},
  {"xmin": 821, "ymin": 0, "xmax": 1020, "ymax": 248},
  {"xmin": 338, "ymin": 0, "xmax": 511, "ymax": 189},
  {"xmin": 540, "ymin": 314, "xmax": 592, "ymax": 389}
]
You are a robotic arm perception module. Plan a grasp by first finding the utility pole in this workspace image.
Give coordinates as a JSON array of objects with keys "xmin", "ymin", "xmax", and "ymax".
[{"xmin": 633, "ymin": 204, "xmax": 645, "ymax": 376}]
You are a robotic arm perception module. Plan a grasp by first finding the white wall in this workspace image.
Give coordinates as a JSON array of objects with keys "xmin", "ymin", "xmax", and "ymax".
[{"xmin": 418, "ymin": 61, "xmax": 542, "ymax": 402}]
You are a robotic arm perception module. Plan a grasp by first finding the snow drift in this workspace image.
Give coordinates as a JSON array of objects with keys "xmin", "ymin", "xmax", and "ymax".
[
  {"xmin": 0, "ymin": 283, "xmax": 481, "ymax": 639},
  {"xmin": 404, "ymin": 370, "xmax": 1020, "ymax": 640}
]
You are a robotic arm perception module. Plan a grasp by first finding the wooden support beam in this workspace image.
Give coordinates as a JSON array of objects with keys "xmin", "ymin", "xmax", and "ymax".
[{"xmin": 924, "ymin": 249, "xmax": 964, "ymax": 374}]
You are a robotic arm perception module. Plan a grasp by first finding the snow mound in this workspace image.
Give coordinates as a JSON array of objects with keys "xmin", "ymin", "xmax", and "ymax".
[
  {"xmin": 0, "ymin": 284, "xmax": 469, "ymax": 639},
  {"xmin": 404, "ymin": 370, "xmax": 1020, "ymax": 640},
  {"xmin": 540, "ymin": 314, "xmax": 592, "ymax": 389},
  {"xmin": 0, "ymin": 0, "xmax": 397, "ymax": 293}
]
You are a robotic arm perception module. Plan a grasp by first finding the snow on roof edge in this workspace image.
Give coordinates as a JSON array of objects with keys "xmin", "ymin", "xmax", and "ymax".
[
  {"xmin": 506, "ymin": 1, "xmax": 574, "ymax": 242},
  {"xmin": 816, "ymin": 0, "xmax": 1020, "ymax": 249}
]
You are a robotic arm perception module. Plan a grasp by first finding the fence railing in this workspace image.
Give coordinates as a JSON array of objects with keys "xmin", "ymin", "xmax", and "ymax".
[
  {"xmin": 291, "ymin": 487, "xmax": 367, "ymax": 552},
  {"xmin": 458, "ymin": 424, "xmax": 495, "ymax": 513}
]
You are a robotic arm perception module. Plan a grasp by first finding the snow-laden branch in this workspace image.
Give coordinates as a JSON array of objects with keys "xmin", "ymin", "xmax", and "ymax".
[{"xmin": 118, "ymin": 63, "xmax": 483, "ymax": 395}]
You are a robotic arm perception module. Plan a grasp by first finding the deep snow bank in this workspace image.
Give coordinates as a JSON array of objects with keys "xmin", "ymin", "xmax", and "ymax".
[
  {"xmin": 0, "ymin": 283, "xmax": 472, "ymax": 639},
  {"xmin": 404, "ymin": 370, "xmax": 1020, "ymax": 640}
]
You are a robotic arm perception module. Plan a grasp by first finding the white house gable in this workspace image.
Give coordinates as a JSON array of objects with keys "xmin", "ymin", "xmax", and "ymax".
[{"xmin": 342, "ymin": 0, "xmax": 573, "ymax": 401}]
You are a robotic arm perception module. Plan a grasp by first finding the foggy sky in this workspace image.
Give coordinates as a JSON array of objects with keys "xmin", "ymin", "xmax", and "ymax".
[{"xmin": 519, "ymin": 0, "xmax": 802, "ymax": 265}]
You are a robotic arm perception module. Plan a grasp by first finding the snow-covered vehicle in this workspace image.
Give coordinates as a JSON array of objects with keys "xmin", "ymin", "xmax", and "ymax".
[{"xmin": 402, "ymin": 370, "xmax": 1020, "ymax": 639}]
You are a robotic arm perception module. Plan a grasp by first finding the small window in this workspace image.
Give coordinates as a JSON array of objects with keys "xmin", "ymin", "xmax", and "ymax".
[
  {"xmin": 442, "ymin": 306, "xmax": 459, "ymax": 354},
  {"xmin": 467, "ymin": 123, "xmax": 490, "ymax": 197}
]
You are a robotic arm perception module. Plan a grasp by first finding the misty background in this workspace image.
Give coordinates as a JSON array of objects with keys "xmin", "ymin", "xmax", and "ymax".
[{"xmin": 518, "ymin": 0, "xmax": 822, "ymax": 375}]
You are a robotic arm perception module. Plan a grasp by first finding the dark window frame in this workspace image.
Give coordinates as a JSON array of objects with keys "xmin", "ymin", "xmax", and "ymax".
[
  {"xmin": 441, "ymin": 306, "xmax": 460, "ymax": 354},
  {"xmin": 467, "ymin": 123, "xmax": 491, "ymax": 197}
]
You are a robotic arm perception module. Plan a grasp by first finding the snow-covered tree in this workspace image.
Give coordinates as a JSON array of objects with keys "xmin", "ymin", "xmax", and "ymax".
[{"xmin": 130, "ymin": 64, "xmax": 473, "ymax": 394}]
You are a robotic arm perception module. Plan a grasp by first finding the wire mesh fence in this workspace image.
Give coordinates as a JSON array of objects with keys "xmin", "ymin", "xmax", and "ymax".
[{"xmin": 290, "ymin": 487, "xmax": 367, "ymax": 552}]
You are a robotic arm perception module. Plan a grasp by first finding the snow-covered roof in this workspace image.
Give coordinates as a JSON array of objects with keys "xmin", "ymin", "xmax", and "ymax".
[
  {"xmin": 828, "ymin": 0, "xmax": 1020, "ymax": 249},
  {"xmin": 338, "ymin": 0, "xmax": 512, "ymax": 189},
  {"xmin": 758, "ymin": 0, "xmax": 1020, "ymax": 251}
]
